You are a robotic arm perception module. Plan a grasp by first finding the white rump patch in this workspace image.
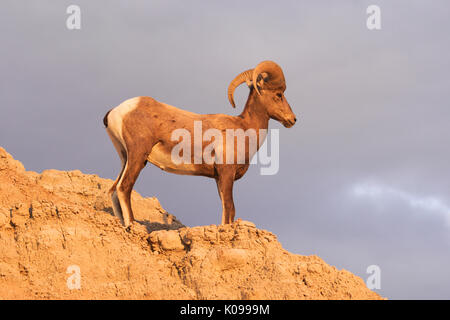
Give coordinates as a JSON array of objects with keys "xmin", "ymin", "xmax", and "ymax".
[{"xmin": 105, "ymin": 97, "xmax": 140, "ymax": 147}]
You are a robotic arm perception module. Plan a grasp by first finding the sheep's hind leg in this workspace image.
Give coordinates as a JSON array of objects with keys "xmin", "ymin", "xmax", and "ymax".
[
  {"xmin": 110, "ymin": 161, "xmax": 126, "ymax": 225},
  {"xmin": 107, "ymin": 131, "xmax": 127, "ymax": 225},
  {"xmin": 116, "ymin": 150, "xmax": 148, "ymax": 227},
  {"xmin": 111, "ymin": 190, "xmax": 124, "ymax": 225}
]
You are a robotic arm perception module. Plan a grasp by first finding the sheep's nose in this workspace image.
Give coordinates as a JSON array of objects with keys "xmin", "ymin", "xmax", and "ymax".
[{"xmin": 294, "ymin": 117, "xmax": 297, "ymax": 123}]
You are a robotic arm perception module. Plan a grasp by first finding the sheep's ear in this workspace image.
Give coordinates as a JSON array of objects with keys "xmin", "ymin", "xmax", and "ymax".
[
  {"xmin": 256, "ymin": 72, "xmax": 269, "ymax": 88},
  {"xmin": 260, "ymin": 72, "xmax": 269, "ymax": 82}
]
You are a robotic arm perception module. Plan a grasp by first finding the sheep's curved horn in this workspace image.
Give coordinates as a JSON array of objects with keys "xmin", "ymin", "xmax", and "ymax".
[
  {"xmin": 252, "ymin": 61, "xmax": 286, "ymax": 96},
  {"xmin": 227, "ymin": 69, "xmax": 253, "ymax": 108}
]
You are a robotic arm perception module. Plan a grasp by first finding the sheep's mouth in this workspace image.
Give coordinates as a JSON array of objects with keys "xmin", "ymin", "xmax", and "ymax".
[{"xmin": 283, "ymin": 119, "xmax": 296, "ymax": 128}]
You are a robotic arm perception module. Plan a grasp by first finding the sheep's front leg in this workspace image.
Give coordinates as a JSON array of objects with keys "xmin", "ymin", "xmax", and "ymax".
[{"xmin": 215, "ymin": 168, "xmax": 236, "ymax": 224}]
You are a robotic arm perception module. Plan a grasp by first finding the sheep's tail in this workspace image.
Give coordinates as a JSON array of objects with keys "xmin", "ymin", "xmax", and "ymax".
[{"xmin": 103, "ymin": 109, "xmax": 112, "ymax": 127}]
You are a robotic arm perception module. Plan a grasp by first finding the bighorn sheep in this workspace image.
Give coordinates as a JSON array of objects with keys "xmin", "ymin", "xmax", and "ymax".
[{"xmin": 103, "ymin": 61, "xmax": 296, "ymax": 227}]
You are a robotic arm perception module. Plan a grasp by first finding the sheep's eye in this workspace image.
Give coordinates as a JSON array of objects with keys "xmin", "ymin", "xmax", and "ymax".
[{"xmin": 276, "ymin": 93, "xmax": 282, "ymax": 99}]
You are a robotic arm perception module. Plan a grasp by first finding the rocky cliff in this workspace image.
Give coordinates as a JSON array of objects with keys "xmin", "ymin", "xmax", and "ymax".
[{"xmin": 0, "ymin": 147, "xmax": 382, "ymax": 299}]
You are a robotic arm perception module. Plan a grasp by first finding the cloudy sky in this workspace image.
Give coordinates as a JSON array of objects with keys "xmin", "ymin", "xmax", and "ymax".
[{"xmin": 1, "ymin": 1, "xmax": 449, "ymax": 299}]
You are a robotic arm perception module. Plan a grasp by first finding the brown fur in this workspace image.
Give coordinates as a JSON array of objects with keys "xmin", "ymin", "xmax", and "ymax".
[{"xmin": 105, "ymin": 61, "xmax": 296, "ymax": 227}]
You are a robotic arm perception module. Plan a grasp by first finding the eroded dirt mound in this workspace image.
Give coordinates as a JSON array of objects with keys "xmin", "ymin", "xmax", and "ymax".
[{"xmin": 0, "ymin": 147, "xmax": 382, "ymax": 299}]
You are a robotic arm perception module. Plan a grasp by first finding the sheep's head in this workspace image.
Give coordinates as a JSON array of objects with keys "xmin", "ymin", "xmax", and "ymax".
[{"xmin": 228, "ymin": 61, "xmax": 297, "ymax": 128}]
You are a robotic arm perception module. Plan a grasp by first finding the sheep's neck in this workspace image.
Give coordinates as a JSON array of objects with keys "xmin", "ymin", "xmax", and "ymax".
[{"xmin": 238, "ymin": 90, "xmax": 270, "ymax": 135}]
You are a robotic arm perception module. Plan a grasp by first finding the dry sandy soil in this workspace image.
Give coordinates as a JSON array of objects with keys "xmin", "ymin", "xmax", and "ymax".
[{"xmin": 0, "ymin": 146, "xmax": 382, "ymax": 299}]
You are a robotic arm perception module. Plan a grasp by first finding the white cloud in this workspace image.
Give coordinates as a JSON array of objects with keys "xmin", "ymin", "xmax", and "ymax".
[{"xmin": 351, "ymin": 182, "xmax": 450, "ymax": 226}]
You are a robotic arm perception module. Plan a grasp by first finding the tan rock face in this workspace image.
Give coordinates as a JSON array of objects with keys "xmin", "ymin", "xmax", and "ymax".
[{"xmin": 0, "ymin": 146, "xmax": 383, "ymax": 300}]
